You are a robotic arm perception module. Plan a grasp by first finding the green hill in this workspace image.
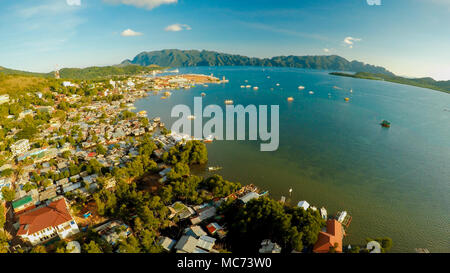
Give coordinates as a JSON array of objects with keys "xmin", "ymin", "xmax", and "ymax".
[
  {"xmin": 122, "ymin": 49, "xmax": 394, "ymax": 75},
  {"xmin": 330, "ymin": 72, "xmax": 450, "ymax": 93}
]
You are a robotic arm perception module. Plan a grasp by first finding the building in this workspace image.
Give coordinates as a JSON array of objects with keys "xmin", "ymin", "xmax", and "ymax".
[
  {"xmin": 239, "ymin": 191, "xmax": 260, "ymax": 204},
  {"xmin": 12, "ymin": 195, "xmax": 35, "ymax": 214},
  {"xmin": 297, "ymin": 200, "xmax": 310, "ymax": 210},
  {"xmin": 0, "ymin": 94, "xmax": 10, "ymax": 105},
  {"xmin": 259, "ymin": 239, "xmax": 282, "ymax": 253},
  {"xmin": 158, "ymin": 236, "xmax": 177, "ymax": 252},
  {"xmin": 10, "ymin": 139, "xmax": 30, "ymax": 156},
  {"xmin": 313, "ymin": 219, "xmax": 343, "ymax": 253},
  {"xmin": 16, "ymin": 198, "xmax": 79, "ymax": 246}
]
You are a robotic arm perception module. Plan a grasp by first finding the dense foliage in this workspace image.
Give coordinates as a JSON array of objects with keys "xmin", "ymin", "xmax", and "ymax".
[
  {"xmin": 218, "ymin": 197, "xmax": 325, "ymax": 253},
  {"xmin": 330, "ymin": 72, "xmax": 450, "ymax": 93},
  {"xmin": 123, "ymin": 49, "xmax": 394, "ymax": 75}
]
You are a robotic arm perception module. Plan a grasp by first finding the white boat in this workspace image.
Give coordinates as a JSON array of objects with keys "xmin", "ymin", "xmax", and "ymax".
[
  {"xmin": 320, "ymin": 207, "xmax": 327, "ymax": 220},
  {"xmin": 253, "ymin": 86, "xmax": 259, "ymax": 90},
  {"xmin": 309, "ymin": 91, "xmax": 314, "ymax": 94},
  {"xmin": 298, "ymin": 86, "xmax": 305, "ymax": 90},
  {"xmin": 337, "ymin": 211, "xmax": 347, "ymax": 223},
  {"xmin": 350, "ymin": 89, "xmax": 353, "ymax": 93},
  {"xmin": 276, "ymin": 83, "xmax": 280, "ymax": 86},
  {"xmin": 203, "ymin": 135, "xmax": 214, "ymax": 143}
]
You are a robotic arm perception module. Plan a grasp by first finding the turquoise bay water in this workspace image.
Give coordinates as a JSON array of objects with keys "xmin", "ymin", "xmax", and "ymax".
[{"xmin": 134, "ymin": 66, "xmax": 450, "ymax": 252}]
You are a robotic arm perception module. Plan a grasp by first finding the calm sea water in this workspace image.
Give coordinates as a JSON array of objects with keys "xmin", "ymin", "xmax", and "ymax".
[{"xmin": 134, "ymin": 66, "xmax": 450, "ymax": 253}]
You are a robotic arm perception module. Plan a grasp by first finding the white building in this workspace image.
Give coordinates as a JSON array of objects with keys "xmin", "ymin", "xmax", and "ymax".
[
  {"xmin": 62, "ymin": 81, "xmax": 75, "ymax": 87},
  {"xmin": 10, "ymin": 139, "xmax": 30, "ymax": 156},
  {"xmin": 297, "ymin": 200, "xmax": 310, "ymax": 210},
  {"xmin": 16, "ymin": 198, "xmax": 79, "ymax": 246}
]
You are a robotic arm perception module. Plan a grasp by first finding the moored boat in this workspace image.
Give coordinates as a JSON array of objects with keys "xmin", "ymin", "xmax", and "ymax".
[{"xmin": 380, "ymin": 120, "xmax": 391, "ymax": 128}]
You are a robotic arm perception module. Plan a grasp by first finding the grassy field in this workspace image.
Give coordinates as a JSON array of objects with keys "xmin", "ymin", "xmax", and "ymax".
[{"xmin": 0, "ymin": 74, "xmax": 52, "ymax": 95}]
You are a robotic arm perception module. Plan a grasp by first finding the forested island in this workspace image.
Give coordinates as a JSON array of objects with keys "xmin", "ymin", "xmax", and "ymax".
[{"xmin": 330, "ymin": 72, "xmax": 450, "ymax": 94}]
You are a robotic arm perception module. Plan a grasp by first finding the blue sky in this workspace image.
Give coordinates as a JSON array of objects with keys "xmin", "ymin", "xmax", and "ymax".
[{"xmin": 0, "ymin": 0, "xmax": 449, "ymax": 80}]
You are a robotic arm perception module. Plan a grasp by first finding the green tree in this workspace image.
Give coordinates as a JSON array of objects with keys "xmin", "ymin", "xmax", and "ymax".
[
  {"xmin": 83, "ymin": 240, "xmax": 103, "ymax": 253},
  {"xmin": 1, "ymin": 187, "xmax": 15, "ymax": 202}
]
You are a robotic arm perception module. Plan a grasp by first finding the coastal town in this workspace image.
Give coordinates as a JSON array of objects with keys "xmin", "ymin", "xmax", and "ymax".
[{"xmin": 0, "ymin": 71, "xmax": 391, "ymax": 254}]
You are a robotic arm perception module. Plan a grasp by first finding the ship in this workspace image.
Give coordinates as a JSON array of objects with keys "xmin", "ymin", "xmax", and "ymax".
[
  {"xmin": 298, "ymin": 85, "xmax": 305, "ymax": 90},
  {"xmin": 253, "ymin": 86, "xmax": 259, "ymax": 90},
  {"xmin": 381, "ymin": 120, "xmax": 391, "ymax": 128},
  {"xmin": 208, "ymin": 166, "xmax": 222, "ymax": 171},
  {"xmin": 309, "ymin": 91, "xmax": 314, "ymax": 94},
  {"xmin": 287, "ymin": 97, "xmax": 294, "ymax": 102}
]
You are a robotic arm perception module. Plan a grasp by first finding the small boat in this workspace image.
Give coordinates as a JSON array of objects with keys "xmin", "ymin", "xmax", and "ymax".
[
  {"xmin": 276, "ymin": 83, "xmax": 280, "ymax": 86},
  {"xmin": 333, "ymin": 86, "xmax": 342, "ymax": 90},
  {"xmin": 208, "ymin": 166, "xmax": 222, "ymax": 171},
  {"xmin": 244, "ymin": 80, "xmax": 248, "ymax": 83},
  {"xmin": 224, "ymin": 100, "xmax": 233, "ymax": 105},
  {"xmin": 203, "ymin": 135, "xmax": 214, "ymax": 143},
  {"xmin": 253, "ymin": 86, "xmax": 259, "ymax": 90},
  {"xmin": 160, "ymin": 96, "xmax": 167, "ymax": 99},
  {"xmin": 267, "ymin": 76, "xmax": 270, "ymax": 79},
  {"xmin": 201, "ymin": 92, "xmax": 206, "ymax": 97},
  {"xmin": 350, "ymin": 89, "xmax": 353, "ymax": 93},
  {"xmin": 246, "ymin": 85, "xmax": 251, "ymax": 88},
  {"xmin": 187, "ymin": 115, "xmax": 196, "ymax": 120},
  {"xmin": 240, "ymin": 85, "xmax": 245, "ymax": 88},
  {"xmin": 309, "ymin": 91, "xmax": 314, "ymax": 94},
  {"xmin": 380, "ymin": 120, "xmax": 391, "ymax": 128},
  {"xmin": 298, "ymin": 86, "xmax": 305, "ymax": 90},
  {"xmin": 344, "ymin": 97, "xmax": 350, "ymax": 102},
  {"xmin": 287, "ymin": 97, "xmax": 294, "ymax": 102}
]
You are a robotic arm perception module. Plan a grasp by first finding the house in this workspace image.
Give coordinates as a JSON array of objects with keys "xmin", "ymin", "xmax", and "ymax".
[
  {"xmin": 196, "ymin": 235, "xmax": 216, "ymax": 251},
  {"xmin": 297, "ymin": 200, "xmax": 310, "ymax": 210},
  {"xmin": 158, "ymin": 236, "xmax": 177, "ymax": 252},
  {"xmin": 10, "ymin": 139, "xmax": 30, "ymax": 156},
  {"xmin": 239, "ymin": 191, "xmax": 260, "ymax": 204},
  {"xmin": 259, "ymin": 239, "xmax": 282, "ymax": 253},
  {"xmin": 206, "ymin": 222, "xmax": 223, "ymax": 235},
  {"xmin": 184, "ymin": 225, "xmax": 207, "ymax": 239},
  {"xmin": 16, "ymin": 198, "xmax": 79, "ymax": 246},
  {"xmin": 175, "ymin": 235, "xmax": 199, "ymax": 253},
  {"xmin": 190, "ymin": 206, "xmax": 217, "ymax": 225},
  {"xmin": 313, "ymin": 219, "xmax": 343, "ymax": 253},
  {"xmin": 93, "ymin": 220, "xmax": 132, "ymax": 246}
]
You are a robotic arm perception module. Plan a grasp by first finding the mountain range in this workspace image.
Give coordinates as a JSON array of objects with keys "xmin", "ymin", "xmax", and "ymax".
[{"xmin": 122, "ymin": 49, "xmax": 394, "ymax": 75}]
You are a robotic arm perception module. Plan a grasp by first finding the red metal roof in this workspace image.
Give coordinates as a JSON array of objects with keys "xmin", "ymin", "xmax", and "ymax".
[{"xmin": 17, "ymin": 198, "xmax": 73, "ymax": 236}]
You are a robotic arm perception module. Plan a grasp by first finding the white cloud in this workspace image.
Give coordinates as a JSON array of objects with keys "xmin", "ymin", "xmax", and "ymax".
[
  {"xmin": 121, "ymin": 29, "xmax": 143, "ymax": 36},
  {"xmin": 343, "ymin": 37, "xmax": 362, "ymax": 48},
  {"xmin": 164, "ymin": 23, "xmax": 191, "ymax": 32},
  {"xmin": 103, "ymin": 0, "xmax": 177, "ymax": 10},
  {"xmin": 66, "ymin": 0, "xmax": 81, "ymax": 6}
]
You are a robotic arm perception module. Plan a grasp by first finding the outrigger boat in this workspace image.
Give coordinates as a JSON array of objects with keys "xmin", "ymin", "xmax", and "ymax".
[{"xmin": 380, "ymin": 120, "xmax": 391, "ymax": 128}]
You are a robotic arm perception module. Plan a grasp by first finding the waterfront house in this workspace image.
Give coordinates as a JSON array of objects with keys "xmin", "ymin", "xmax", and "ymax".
[
  {"xmin": 16, "ymin": 198, "xmax": 79, "ymax": 246},
  {"xmin": 313, "ymin": 219, "xmax": 343, "ymax": 253},
  {"xmin": 297, "ymin": 200, "xmax": 310, "ymax": 210}
]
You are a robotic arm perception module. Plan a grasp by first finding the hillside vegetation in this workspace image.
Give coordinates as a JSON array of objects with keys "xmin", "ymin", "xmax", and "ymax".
[
  {"xmin": 330, "ymin": 72, "xmax": 450, "ymax": 93},
  {"xmin": 123, "ymin": 49, "xmax": 394, "ymax": 75}
]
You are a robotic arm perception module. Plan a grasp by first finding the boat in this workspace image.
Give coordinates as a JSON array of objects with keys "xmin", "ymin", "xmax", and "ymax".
[
  {"xmin": 201, "ymin": 92, "xmax": 206, "ymax": 96},
  {"xmin": 164, "ymin": 91, "xmax": 172, "ymax": 96},
  {"xmin": 350, "ymin": 88, "xmax": 353, "ymax": 93},
  {"xmin": 276, "ymin": 83, "xmax": 280, "ymax": 86},
  {"xmin": 380, "ymin": 120, "xmax": 391, "ymax": 128},
  {"xmin": 208, "ymin": 166, "xmax": 222, "ymax": 171},
  {"xmin": 267, "ymin": 76, "xmax": 270, "ymax": 79},
  {"xmin": 224, "ymin": 100, "xmax": 234, "ymax": 105},
  {"xmin": 240, "ymin": 85, "xmax": 245, "ymax": 88},
  {"xmin": 345, "ymin": 97, "xmax": 350, "ymax": 102},
  {"xmin": 287, "ymin": 97, "xmax": 294, "ymax": 102},
  {"xmin": 298, "ymin": 86, "xmax": 305, "ymax": 90},
  {"xmin": 203, "ymin": 84, "xmax": 209, "ymax": 87},
  {"xmin": 246, "ymin": 85, "xmax": 251, "ymax": 88},
  {"xmin": 309, "ymin": 91, "xmax": 314, "ymax": 94},
  {"xmin": 253, "ymin": 86, "xmax": 259, "ymax": 90},
  {"xmin": 187, "ymin": 115, "xmax": 196, "ymax": 120},
  {"xmin": 203, "ymin": 134, "xmax": 214, "ymax": 143},
  {"xmin": 160, "ymin": 96, "xmax": 167, "ymax": 100},
  {"xmin": 333, "ymin": 86, "xmax": 342, "ymax": 90}
]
